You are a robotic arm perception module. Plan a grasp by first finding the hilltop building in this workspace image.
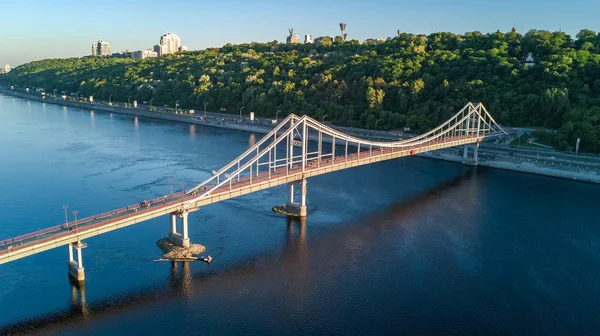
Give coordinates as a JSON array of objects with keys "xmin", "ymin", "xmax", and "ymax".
[
  {"xmin": 91, "ymin": 40, "xmax": 111, "ymax": 56},
  {"xmin": 364, "ymin": 38, "xmax": 384, "ymax": 44},
  {"xmin": 521, "ymin": 52, "xmax": 539, "ymax": 67},
  {"xmin": 153, "ymin": 44, "xmax": 167, "ymax": 57},
  {"xmin": 0, "ymin": 64, "xmax": 10, "ymax": 74},
  {"xmin": 286, "ymin": 28, "xmax": 300, "ymax": 44},
  {"xmin": 132, "ymin": 49, "xmax": 158, "ymax": 60},
  {"xmin": 304, "ymin": 34, "xmax": 313, "ymax": 44},
  {"xmin": 157, "ymin": 32, "xmax": 187, "ymax": 56},
  {"xmin": 339, "ymin": 23, "xmax": 347, "ymax": 41}
]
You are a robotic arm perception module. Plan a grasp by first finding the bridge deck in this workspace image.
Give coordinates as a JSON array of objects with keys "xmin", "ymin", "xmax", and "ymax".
[{"xmin": 0, "ymin": 135, "xmax": 484, "ymax": 264}]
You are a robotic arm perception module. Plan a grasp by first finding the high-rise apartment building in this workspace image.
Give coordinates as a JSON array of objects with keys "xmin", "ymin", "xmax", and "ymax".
[
  {"xmin": 91, "ymin": 40, "xmax": 111, "ymax": 56},
  {"xmin": 304, "ymin": 34, "xmax": 313, "ymax": 44},
  {"xmin": 159, "ymin": 32, "xmax": 183, "ymax": 55}
]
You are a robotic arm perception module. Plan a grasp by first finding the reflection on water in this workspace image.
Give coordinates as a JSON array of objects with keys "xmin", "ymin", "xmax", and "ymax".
[
  {"xmin": 70, "ymin": 281, "xmax": 88, "ymax": 318},
  {"xmin": 248, "ymin": 133, "xmax": 256, "ymax": 147},
  {"xmin": 170, "ymin": 261, "xmax": 193, "ymax": 299},
  {"xmin": 0, "ymin": 175, "xmax": 471, "ymax": 335},
  {"xmin": 189, "ymin": 124, "xmax": 196, "ymax": 137},
  {"xmin": 134, "ymin": 116, "xmax": 139, "ymax": 131}
]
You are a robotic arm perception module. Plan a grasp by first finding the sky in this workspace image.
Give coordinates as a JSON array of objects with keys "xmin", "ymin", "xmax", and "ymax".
[{"xmin": 0, "ymin": 0, "xmax": 598, "ymax": 66}]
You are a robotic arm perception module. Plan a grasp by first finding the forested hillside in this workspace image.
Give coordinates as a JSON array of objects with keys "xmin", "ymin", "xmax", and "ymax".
[{"xmin": 2, "ymin": 29, "xmax": 600, "ymax": 152}]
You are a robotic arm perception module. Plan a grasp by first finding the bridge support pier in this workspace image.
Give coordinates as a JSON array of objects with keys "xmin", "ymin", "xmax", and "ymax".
[
  {"xmin": 462, "ymin": 143, "xmax": 479, "ymax": 166},
  {"xmin": 285, "ymin": 178, "xmax": 307, "ymax": 217},
  {"xmin": 67, "ymin": 241, "xmax": 86, "ymax": 281},
  {"xmin": 169, "ymin": 211, "xmax": 190, "ymax": 247}
]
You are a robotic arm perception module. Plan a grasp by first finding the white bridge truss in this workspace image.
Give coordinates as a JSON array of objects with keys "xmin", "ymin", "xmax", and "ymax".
[{"xmin": 186, "ymin": 102, "xmax": 506, "ymax": 205}]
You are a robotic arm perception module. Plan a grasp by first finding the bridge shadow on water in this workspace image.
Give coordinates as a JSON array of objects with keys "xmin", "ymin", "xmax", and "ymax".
[{"xmin": 0, "ymin": 168, "xmax": 480, "ymax": 335}]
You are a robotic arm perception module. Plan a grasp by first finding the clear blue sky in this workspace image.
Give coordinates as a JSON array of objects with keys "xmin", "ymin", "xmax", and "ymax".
[{"xmin": 0, "ymin": 0, "xmax": 598, "ymax": 66}]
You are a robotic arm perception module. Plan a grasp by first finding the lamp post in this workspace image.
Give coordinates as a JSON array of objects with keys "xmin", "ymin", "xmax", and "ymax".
[
  {"xmin": 149, "ymin": 98, "xmax": 154, "ymax": 108},
  {"xmin": 321, "ymin": 114, "xmax": 328, "ymax": 123},
  {"xmin": 180, "ymin": 183, "xmax": 186, "ymax": 196},
  {"xmin": 75, "ymin": 91, "xmax": 80, "ymax": 100},
  {"xmin": 109, "ymin": 94, "xmax": 113, "ymax": 105},
  {"xmin": 204, "ymin": 103, "xmax": 208, "ymax": 117},
  {"xmin": 72, "ymin": 210, "xmax": 79, "ymax": 234},
  {"xmin": 275, "ymin": 109, "xmax": 281, "ymax": 121},
  {"xmin": 175, "ymin": 100, "xmax": 180, "ymax": 113},
  {"xmin": 239, "ymin": 106, "xmax": 246, "ymax": 120},
  {"xmin": 168, "ymin": 179, "xmax": 174, "ymax": 197},
  {"xmin": 62, "ymin": 205, "xmax": 69, "ymax": 226},
  {"xmin": 375, "ymin": 118, "xmax": 382, "ymax": 130},
  {"xmin": 53, "ymin": 89, "xmax": 57, "ymax": 97}
]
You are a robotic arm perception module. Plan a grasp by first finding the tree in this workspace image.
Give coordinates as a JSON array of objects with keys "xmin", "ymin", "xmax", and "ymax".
[{"xmin": 4, "ymin": 28, "xmax": 600, "ymax": 152}]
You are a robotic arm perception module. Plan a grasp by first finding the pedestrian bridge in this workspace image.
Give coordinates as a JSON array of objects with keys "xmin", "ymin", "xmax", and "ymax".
[{"xmin": 0, "ymin": 102, "xmax": 506, "ymax": 279}]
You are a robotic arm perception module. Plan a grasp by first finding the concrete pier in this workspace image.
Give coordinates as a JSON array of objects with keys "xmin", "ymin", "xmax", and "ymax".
[
  {"xmin": 169, "ymin": 211, "xmax": 190, "ymax": 247},
  {"xmin": 284, "ymin": 178, "xmax": 307, "ymax": 217},
  {"xmin": 462, "ymin": 143, "xmax": 480, "ymax": 166},
  {"xmin": 67, "ymin": 241, "xmax": 86, "ymax": 281}
]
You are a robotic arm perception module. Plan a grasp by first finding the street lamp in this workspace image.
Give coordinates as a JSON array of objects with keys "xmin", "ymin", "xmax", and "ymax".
[
  {"xmin": 276, "ymin": 109, "xmax": 281, "ymax": 121},
  {"xmin": 175, "ymin": 100, "xmax": 180, "ymax": 113},
  {"xmin": 53, "ymin": 89, "xmax": 57, "ymax": 97},
  {"xmin": 109, "ymin": 94, "xmax": 113, "ymax": 105},
  {"xmin": 62, "ymin": 205, "xmax": 69, "ymax": 226},
  {"xmin": 321, "ymin": 114, "xmax": 328, "ymax": 123},
  {"xmin": 168, "ymin": 179, "xmax": 174, "ymax": 197},
  {"xmin": 239, "ymin": 106, "xmax": 245, "ymax": 120},
  {"xmin": 180, "ymin": 183, "xmax": 186, "ymax": 196},
  {"xmin": 375, "ymin": 118, "xmax": 382, "ymax": 130},
  {"xmin": 75, "ymin": 91, "xmax": 80, "ymax": 100},
  {"xmin": 149, "ymin": 98, "xmax": 154, "ymax": 108},
  {"xmin": 204, "ymin": 102, "xmax": 209, "ymax": 117},
  {"xmin": 72, "ymin": 210, "xmax": 79, "ymax": 233}
]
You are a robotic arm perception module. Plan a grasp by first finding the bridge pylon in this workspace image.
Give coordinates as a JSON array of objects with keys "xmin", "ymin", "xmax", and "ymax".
[
  {"xmin": 67, "ymin": 241, "xmax": 86, "ymax": 281},
  {"xmin": 168, "ymin": 210, "xmax": 190, "ymax": 247}
]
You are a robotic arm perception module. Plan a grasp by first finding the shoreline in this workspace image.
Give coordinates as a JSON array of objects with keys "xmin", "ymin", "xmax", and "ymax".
[{"xmin": 2, "ymin": 88, "xmax": 599, "ymax": 184}]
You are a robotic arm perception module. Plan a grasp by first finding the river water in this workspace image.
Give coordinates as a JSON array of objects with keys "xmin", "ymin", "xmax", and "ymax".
[{"xmin": 0, "ymin": 95, "xmax": 599, "ymax": 335}]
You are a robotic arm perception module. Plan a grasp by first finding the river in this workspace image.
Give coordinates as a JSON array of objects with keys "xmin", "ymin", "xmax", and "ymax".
[{"xmin": 0, "ymin": 94, "xmax": 599, "ymax": 335}]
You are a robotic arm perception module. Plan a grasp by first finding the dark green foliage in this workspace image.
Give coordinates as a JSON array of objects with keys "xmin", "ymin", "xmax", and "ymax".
[{"xmin": 2, "ymin": 29, "xmax": 600, "ymax": 152}]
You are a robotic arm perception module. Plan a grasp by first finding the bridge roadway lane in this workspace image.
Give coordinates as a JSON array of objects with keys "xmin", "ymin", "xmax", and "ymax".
[{"xmin": 0, "ymin": 134, "xmax": 482, "ymax": 263}]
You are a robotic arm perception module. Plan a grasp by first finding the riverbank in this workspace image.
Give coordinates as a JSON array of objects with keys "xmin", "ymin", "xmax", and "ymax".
[
  {"xmin": 426, "ymin": 151, "xmax": 600, "ymax": 183},
  {"xmin": 2, "ymin": 88, "xmax": 599, "ymax": 184}
]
